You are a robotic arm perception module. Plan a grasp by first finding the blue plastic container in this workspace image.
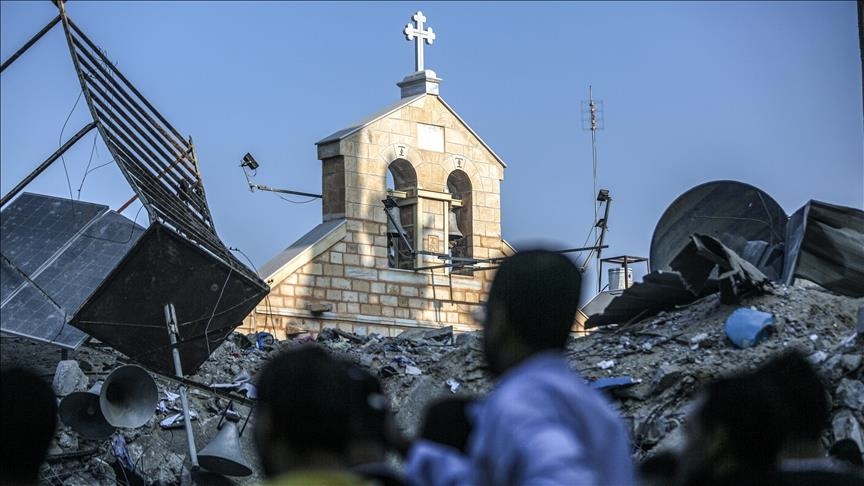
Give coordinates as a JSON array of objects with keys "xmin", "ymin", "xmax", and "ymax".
[{"xmin": 724, "ymin": 308, "xmax": 774, "ymax": 348}]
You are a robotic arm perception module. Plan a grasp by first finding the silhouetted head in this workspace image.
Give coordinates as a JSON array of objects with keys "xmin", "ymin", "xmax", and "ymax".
[
  {"xmin": 680, "ymin": 371, "xmax": 784, "ymax": 486},
  {"xmin": 254, "ymin": 345, "xmax": 356, "ymax": 478},
  {"xmin": 483, "ymin": 250, "xmax": 581, "ymax": 375},
  {"xmin": 1, "ymin": 367, "xmax": 58, "ymax": 486},
  {"xmin": 755, "ymin": 350, "xmax": 828, "ymax": 445}
]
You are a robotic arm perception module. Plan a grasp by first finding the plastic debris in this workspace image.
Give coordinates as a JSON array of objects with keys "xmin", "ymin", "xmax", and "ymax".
[
  {"xmin": 724, "ymin": 308, "xmax": 774, "ymax": 348},
  {"xmin": 159, "ymin": 410, "xmax": 198, "ymax": 429},
  {"xmin": 405, "ymin": 365, "xmax": 422, "ymax": 376},
  {"xmin": 590, "ymin": 376, "xmax": 639, "ymax": 390},
  {"xmin": 111, "ymin": 435, "xmax": 135, "ymax": 471},
  {"xmin": 446, "ymin": 378, "xmax": 461, "ymax": 393},
  {"xmin": 597, "ymin": 360, "xmax": 616, "ymax": 370}
]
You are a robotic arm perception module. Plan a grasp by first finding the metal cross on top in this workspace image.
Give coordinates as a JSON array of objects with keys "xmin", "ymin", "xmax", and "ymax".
[{"xmin": 404, "ymin": 11, "xmax": 435, "ymax": 72}]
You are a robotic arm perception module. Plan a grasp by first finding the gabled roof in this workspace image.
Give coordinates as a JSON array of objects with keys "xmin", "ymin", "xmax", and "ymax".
[
  {"xmin": 316, "ymin": 94, "xmax": 424, "ymax": 145},
  {"xmin": 315, "ymin": 94, "xmax": 507, "ymax": 169},
  {"xmin": 259, "ymin": 219, "xmax": 346, "ymax": 285}
]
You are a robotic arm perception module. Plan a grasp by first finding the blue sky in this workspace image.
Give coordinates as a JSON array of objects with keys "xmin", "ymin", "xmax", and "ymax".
[{"xmin": 1, "ymin": 1, "xmax": 861, "ymax": 293}]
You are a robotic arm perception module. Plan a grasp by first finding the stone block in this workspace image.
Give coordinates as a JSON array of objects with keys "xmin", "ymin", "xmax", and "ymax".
[
  {"xmin": 326, "ymin": 289, "xmax": 341, "ymax": 300},
  {"xmin": 53, "ymin": 360, "xmax": 88, "ymax": 397},
  {"xmin": 361, "ymin": 304, "xmax": 382, "ymax": 315},
  {"xmin": 304, "ymin": 263, "xmax": 323, "ymax": 276},
  {"xmin": 296, "ymin": 287, "xmax": 313, "ymax": 297},
  {"xmin": 401, "ymin": 286, "xmax": 420, "ymax": 297},
  {"xmin": 371, "ymin": 282, "xmax": 385, "ymax": 294},
  {"xmin": 409, "ymin": 298, "xmax": 426, "ymax": 309},
  {"xmin": 353, "ymin": 280, "xmax": 371, "ymax": 293},
  {"xmin": 381, "ymin": 295, "xmax": 399, "ymax": 306},
  {"xmin": 347, "ymin": 303, "xmax": 360, "ymax": 314},
  {"xmin": 343, "ymin": 291, "xmax": 359, "ymax": 303},
  {"xmin": 315, "ymin": 277, "xmax": 331, "ymax": 288},
  {"xmin": 312, "ymin": 289, "xmax": 326, "ymax": 299},
  {"xmin": 330, "ymin": 252, "xmax": 343, "ymax": 264},
  {"xmin": 323, "ymin": 264, "xmax": 344, "ymax": 277},
  {"xmin": 343, "ymin": 254, "xmax": 360, "ymax": 266},
  {"xmin": 381, "ymin": 307, "xmax": 395, "ymax": 317},
  {"xmin": 332, "ymin": 278, "xmax": 352, "ymax": 290}
]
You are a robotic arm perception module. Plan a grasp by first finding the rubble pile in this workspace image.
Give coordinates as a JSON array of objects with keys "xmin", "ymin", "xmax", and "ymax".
[{"xmin": 1, "ymin": 283, "xmax": 860, "ymax": 485}]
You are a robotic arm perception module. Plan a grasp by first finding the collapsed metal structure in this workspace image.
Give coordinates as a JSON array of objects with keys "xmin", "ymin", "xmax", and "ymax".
[{"xmin": 0, "ymin": 2, "xmax": 269, "ymax": 375}]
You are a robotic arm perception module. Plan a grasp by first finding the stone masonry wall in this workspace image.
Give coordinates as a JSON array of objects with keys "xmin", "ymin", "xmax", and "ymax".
[{"xmin": 241, "ymin": 94, "xmax": 509, "ymax": 338}]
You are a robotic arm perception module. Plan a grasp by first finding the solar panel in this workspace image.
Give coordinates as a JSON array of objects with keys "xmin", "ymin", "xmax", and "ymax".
[{"xmin": 1, "ymin": 193, "xmax": 145, "ymax": 348}]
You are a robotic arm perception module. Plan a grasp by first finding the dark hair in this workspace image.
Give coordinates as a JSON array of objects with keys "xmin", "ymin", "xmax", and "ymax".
[
  {"xmin": 1, "ymin": 367, "xmax": 58, "ymax": 484},
  {"xmin": 255, "ymin": 345, "xmax": 355, "ymax": 454},
  {"xmin": 419, "ymin": 396, "xmax": 474, "ymax": 453},
  {"xmin": 755, "ymin": 350, "xmax": 828, "ymax": 441},
  {"xmin": 486, "ymin": 250, "xmax": 581, "ymax": 350},
  {"xmin": 697, "ymin": 371, "xmax": 784, "ymax": 472}
]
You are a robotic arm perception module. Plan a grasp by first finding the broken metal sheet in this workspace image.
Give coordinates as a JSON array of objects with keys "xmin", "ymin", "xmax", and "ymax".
[
  {"xmin": 650, "ymin": 180, "xmax": 787, "ymax": 280},
  {"xmin": 670, "ymin": 233, "xmax": 769, "ymax": 298},
  {"xmin": 580, "ymin": 289, "xmax": 624, "ymax": 320},
  {"xmin": 587, "ymin": 234, "xmax": 769, "ymax": 328},
  {"xmin": 782, "ymin": 200, "xmax": 864, "ymax": 297},
  {"xmin": 585, "ymin": 271, "xmax": 703, "ymax": 328}
]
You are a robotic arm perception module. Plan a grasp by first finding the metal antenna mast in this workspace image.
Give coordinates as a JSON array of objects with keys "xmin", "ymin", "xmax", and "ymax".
[{"xmin": 581, "ymin": 86, "xmax": 607, "ymax": 290}]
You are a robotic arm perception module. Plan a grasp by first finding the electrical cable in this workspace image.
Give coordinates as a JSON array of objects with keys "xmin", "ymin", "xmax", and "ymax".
[{"xmin": 59, "ymin": 90, "xmax": 84, "ymax": 200}]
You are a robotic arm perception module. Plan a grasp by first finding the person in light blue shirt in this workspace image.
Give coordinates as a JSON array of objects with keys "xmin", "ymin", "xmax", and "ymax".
[{"xmin": 406, "ymin": 249, "xmax": 637, "ymax": 486}]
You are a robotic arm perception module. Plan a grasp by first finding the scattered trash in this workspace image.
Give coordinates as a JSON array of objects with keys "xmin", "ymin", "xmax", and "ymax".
[
  {"xmin": 724, "ymin": 308, "xmax": 774, "ymax": 348},
  {"xmin": 445, "ymin": 378, "xmax": 461, "ymax": 393},
  {"xmin": 405, "ymin": 365, "xmax": 422, "ymax": 376},
  {"xmin": 809, "ymin": 334, "xmax": 819, "ymax": 342},
  {"xmin": 111, "ymin": 435, "xmax": 134, "ymax": 472},
  {"xmin": 255, "ymin": 332, "xmax": 275, "ymax": 350},
  {"xmin": 597, "ymin": 360, "xmax": 616, "ymax": 370},
  {"xmin": 589, "ymin": 376, "xmax": 639, "ymax": 390},
  {"xmin": 159, "ymin": 410, "xmax": 198, "ymax": 429}
]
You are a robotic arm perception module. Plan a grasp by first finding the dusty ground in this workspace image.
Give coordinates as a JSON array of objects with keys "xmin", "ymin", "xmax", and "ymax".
[{"xmin": 2, "ymin": 282, "xmax": 862, "ymax": 485}]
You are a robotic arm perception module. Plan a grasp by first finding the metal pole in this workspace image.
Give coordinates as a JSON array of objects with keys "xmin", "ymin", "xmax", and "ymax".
[
  {"xmin": 0, "ymin": 121, "xmax": 97, "ymax": 207},
  {"xmin": 164, "ymin": 303, "xmax": 199, "ymax": 470},
  {"xmin": 596, "ymin": 197, "xmax": 612, "ymax": 292},
  {"xmin": 0, "ymin": 15, "xmax": 61, "ymax": 74}
]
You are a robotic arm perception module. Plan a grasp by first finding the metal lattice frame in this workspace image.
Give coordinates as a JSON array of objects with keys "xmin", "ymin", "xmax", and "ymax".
[{"xmin": 57, "ymin": 5, "xmax": 255, "ymax": 281}]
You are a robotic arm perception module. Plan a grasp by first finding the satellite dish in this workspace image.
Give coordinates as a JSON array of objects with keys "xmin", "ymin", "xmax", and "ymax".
[{"xmin": 650, "ymin": 180, "xmax": 788, "ymax": 279}]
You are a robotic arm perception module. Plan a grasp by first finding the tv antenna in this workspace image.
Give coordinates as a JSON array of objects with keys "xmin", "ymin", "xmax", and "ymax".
[{"xmin": 580, "ymin": 86, "xmax": 610, "ymax": 291}]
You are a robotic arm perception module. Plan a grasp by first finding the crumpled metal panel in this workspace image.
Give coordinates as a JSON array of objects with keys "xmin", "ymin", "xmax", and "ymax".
[
  {"xmin": 587, "ymin": 234, "xmax": 769, "ymax": 328},
  {"xmin": 782, "ymin": 200, "xmax": 864, "ymax": 297},
  {"xmin": 71, "ymin": 222, "xmax": 269, "ymax": 375}
]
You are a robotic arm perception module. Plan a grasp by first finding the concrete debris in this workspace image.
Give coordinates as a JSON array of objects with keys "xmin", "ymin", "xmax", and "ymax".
[
  {"xmin": 1, "ymin": 284, "xmax": 861, "ymax": 484},
  {"xmin": 832, "ymin": 409, "xmax": 864, "ymax": 454},
  {"xmin": 835, "ymin": 379, "xmax": 864, "ymax": 411},
  {"xmin": 52, "ymin": 360, "xmax": 89, "ymax": 397}
]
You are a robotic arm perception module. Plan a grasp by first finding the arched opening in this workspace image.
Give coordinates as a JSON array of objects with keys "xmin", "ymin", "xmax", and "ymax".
[
  {"xmin": 447, "ymin": 170, "xmax": 473, "ymax": 271},
  {"xmin": 386, "ymin": 159, "xmax": 417, "ymax": 269}
]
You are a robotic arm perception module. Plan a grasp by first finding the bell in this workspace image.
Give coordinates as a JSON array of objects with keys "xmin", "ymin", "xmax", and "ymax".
[
  {"xmin": 59, "ymin": 382, "xmax": 116, "ymax": 439},
  {"xmin": 197, "ymin": 421, "xmax": 253, "ymax": 477},
  {"xmin": 386, "ymin": 206, "xmax": 407, "ymax": 237},
  {"xmin": 448, "ymin": 210, "xmax": 463, "ymax": 242},
  {"xmin": 100, "ymin": 365, "xmax": 158, "ymax": 428}
]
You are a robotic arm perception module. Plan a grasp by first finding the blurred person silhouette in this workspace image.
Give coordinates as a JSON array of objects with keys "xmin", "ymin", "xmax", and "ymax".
[
  {"xmin": 406, "ymin": 249, "xmax": 636, "ymax": 485},
  {"xmin": 254, "ymin": 345, "xmax": 371, "ymax": 485},
  {"xmin": 0, "ymin": 367, "xmax": 58, "ymax": 486},
  {"xmin": 417, "ymin": 396, "xmax": 474, "ymax": 454},
  {"xmin": 758, "ymin": 351, "xmax": 864, "ymax": 485},
  {"xmin": 677, "ymin": 370, "xmax": 784, "ymax": 486},
  {"xmin": 345, "ymin": 365, "xmax": 405, "ymax": 486}
]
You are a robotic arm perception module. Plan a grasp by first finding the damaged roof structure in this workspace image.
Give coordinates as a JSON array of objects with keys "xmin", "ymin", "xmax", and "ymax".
[{"xmin": 584, "ymin": 180, "xmax": 864, "ymax": 328}]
